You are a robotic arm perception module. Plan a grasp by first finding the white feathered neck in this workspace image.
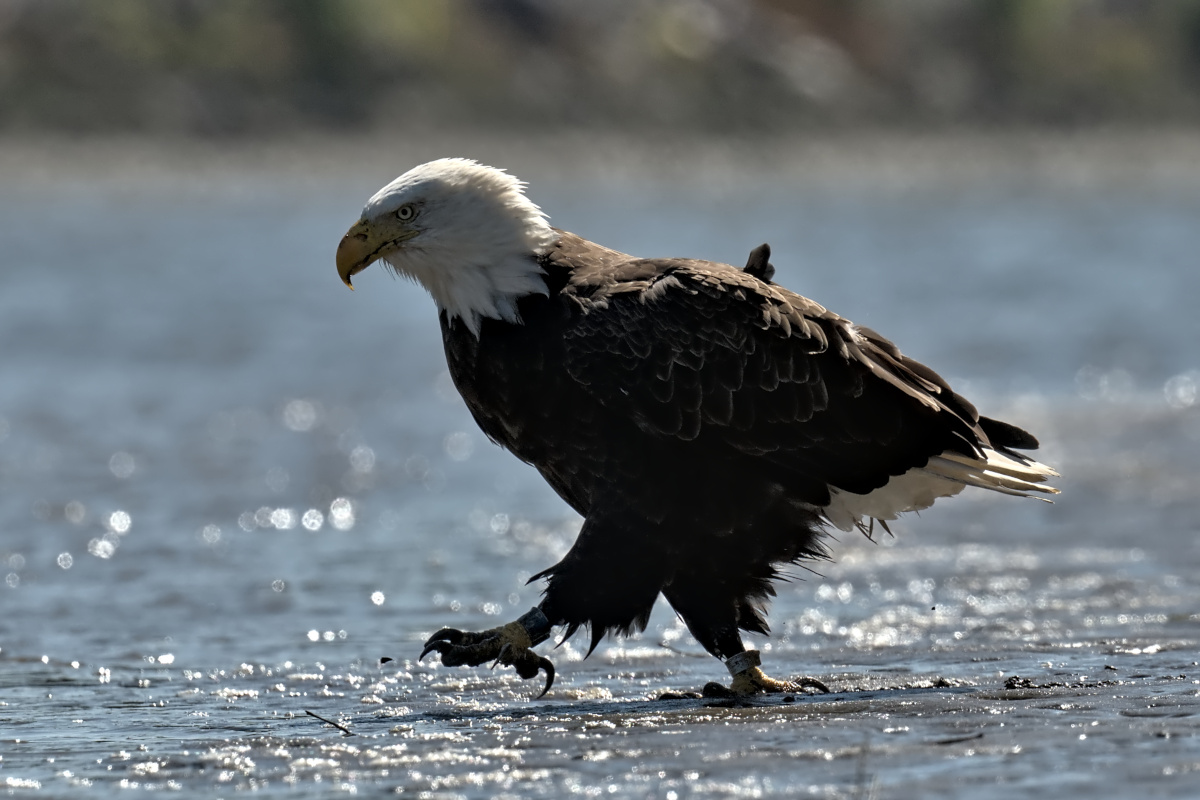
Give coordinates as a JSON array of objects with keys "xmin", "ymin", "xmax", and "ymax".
[{"xmin": 362, "ymin": 158, "xmax": 559, "ymax": 336}]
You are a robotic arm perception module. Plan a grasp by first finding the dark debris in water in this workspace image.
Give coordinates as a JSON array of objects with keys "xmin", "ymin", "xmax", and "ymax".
[
  {"xmin": 1003, "ymin": 672, "xmax": 1190, "ymax": 691},
  {"xmin": 303, "ymin": 709, "xmax": 354, "ymax": 736}
]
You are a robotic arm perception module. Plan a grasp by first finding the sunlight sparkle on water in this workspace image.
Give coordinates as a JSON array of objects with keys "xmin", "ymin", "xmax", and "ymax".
[
  {"xmin": 282, "ymin": 399, "xmax": 319, "ymax": 432},
  {"xmin": 87, "ymin": 538, "xmax": 115, "ymax": 559},
  {"xmin": 108, "ymin": 510, "xmax": 131, "ymax": 534},
  {"xmin": 329, "ymin": 498, "xmax": 354, "ymax": 530},
  {"xmin": 108, "ymin": 451, "xmax": 135, "ymax": 479}
]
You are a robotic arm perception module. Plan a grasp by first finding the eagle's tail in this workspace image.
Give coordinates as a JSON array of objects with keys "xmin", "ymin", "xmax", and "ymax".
[
  {"xmin": 922, "ymin": 449, "xmax": 1060, "ymax": 498},
  {"xmin": 823, "ymin": 447, "xmax": 1059, "ymax": 533}
]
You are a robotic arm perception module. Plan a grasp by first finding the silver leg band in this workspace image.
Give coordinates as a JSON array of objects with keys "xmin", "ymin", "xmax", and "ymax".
[
  {"xmin": 517, "ymin": 606, "xmax": 552, "ymax": 646},
  {"xmin": 725, "ymin": 649, "xmax": 762, "ymax": 677}
]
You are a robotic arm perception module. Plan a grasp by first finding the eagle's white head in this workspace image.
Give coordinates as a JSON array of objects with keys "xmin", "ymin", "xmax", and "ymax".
[{"xmin": 336, "ymin": 158, "xmax": 559, "ymax": 336}]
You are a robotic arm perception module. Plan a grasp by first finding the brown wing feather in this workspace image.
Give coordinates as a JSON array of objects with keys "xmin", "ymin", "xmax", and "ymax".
[{"xmin": 551, "ymin": 237, "xmax": 1008, "ymax": 496}]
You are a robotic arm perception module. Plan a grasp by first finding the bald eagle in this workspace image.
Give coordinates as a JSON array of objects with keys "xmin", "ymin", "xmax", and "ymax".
[{"xmin": 336, "ymin": 158, "xmax": 1058, "ymax": 699}]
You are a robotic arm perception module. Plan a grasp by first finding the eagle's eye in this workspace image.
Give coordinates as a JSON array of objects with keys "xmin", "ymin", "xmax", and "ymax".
[{"xmin": 396, "ymin": 204, "xmax": 417, "ymax": 222}]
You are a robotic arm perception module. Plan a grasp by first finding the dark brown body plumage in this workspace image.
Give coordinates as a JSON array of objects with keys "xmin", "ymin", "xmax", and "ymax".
[{"xmin": 441, "ymin": 231, "xmax": 1040, "ymax": 658}]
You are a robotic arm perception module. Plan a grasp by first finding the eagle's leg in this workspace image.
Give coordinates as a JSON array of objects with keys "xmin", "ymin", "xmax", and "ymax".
[
  {"xmin": 661, "ymin": 580, "xmax": 831, "ymax": 698},
  {"xmin": 701, "ymin": 649, "xmax": 831, "ymax": 698},
  {"xmin": 419, "ymin": 606, "xmax": 555, "ymax": 698}
]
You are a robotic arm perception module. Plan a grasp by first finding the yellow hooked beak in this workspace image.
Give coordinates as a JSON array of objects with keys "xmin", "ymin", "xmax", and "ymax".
[{"xmin": 335, "ymin": 219, "xmax": 418, "ymax": 289}]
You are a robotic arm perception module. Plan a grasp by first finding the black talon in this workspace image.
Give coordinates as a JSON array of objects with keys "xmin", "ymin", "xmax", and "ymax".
[
  {"xmin": 423, "ymin": 627, "xmax": 464, "ymax": 647},
  {"xmin": 795, "ymin": 676, "xmax": 831, "ymax": 694},
  {"xmin": 535, "ymin": 656, "xmax": 555, "ymax": 699},
  {"xmin": 418, "ymin": 641, "xmax": 443, "ymax": 662},
  {"xmin": 492, "ymin": 642, "xmax": 512, "ymax": 670},
  {"xmin": 419, "ymin": 627, "xmax": 465, "ymax": 662}
]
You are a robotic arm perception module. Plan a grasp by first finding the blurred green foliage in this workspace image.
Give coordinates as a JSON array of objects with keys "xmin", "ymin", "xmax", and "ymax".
[{"xmin": 3, "ymin": 0, "xmax": 1200, "ymax": 135}]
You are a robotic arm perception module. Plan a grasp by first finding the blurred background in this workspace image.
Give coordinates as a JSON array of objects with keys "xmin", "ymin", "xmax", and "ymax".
[
  {"xmin": 3, "ymin": 2, "xmax": 1200, "ymax": 796},
  {"xmin": 7, "ymin": 0, "xmax": 1200, "ymax": 134}
]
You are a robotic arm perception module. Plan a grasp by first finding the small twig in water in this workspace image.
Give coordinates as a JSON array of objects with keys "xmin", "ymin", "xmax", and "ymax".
[
  {"xmin": 933, "ymin": 731, "xmax": 984, "ymax": 746},
  {"xmin": 851, "ymin": 730, "xmax": 878, "ymax": 800},
  {"xmin": 305, "ymin": 709, "xmax": 354, "ymax": 736}
]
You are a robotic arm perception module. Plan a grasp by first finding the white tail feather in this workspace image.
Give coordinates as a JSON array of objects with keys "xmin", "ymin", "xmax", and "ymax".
[
  {"xmin": 925, "ymin": 450, "xmax": 1059, "ymax": 497},
  {"xmin": 937, "ymin": 449, "xmax": 1060, "ymax": 480},
  {"xmin": 823, "ymin": 447, "xmax": 1059, "ymax": 533}
]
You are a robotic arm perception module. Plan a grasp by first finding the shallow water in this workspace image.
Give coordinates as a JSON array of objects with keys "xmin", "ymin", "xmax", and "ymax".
[{"xmin": 2, "ymin": 139, "xmax": 1199, "ymax": 797}]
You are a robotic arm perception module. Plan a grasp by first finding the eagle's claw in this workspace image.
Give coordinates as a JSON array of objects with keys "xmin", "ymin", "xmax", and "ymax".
[
  {"xmin": 419, "ymin": 627, "xmax": 470, "ymax": 663},
  {"xmin": 702, "ymin": 669, "xmax": 831, "ymax": 698},
  {"xmin": 419, "ymin": 623, "xmax": 555, "ymax": 698}
]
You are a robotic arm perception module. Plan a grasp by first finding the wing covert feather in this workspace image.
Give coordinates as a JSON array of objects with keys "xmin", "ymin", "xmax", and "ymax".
[{"xmin": 559, "ymin": 259, "xmax": 983, "ymax": 493}]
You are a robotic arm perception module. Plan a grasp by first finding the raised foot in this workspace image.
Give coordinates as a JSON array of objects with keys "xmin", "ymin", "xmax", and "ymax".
[{"xmin": 420, "ymin": 618, "xmax": 555, "ymax": 698}]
